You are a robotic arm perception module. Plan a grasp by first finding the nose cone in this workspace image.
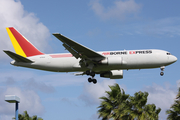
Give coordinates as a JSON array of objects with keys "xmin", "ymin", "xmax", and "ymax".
[{"xmin": 169, "ymin": 55, "xmax": 177, "ymax": 64}]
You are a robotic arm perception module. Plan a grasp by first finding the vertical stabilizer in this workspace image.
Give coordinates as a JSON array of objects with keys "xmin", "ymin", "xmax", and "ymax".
[{"xmin": 6, "ymin": 27, "xmax": 44, "ymax": 57}]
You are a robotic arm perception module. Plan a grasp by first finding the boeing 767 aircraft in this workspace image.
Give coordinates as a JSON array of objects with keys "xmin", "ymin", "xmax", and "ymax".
[{"xmin": 4, "ymin": 27, "xmax": 177, "ymax": 84}]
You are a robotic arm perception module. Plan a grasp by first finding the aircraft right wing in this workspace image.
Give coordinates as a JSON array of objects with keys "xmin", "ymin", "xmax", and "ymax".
[{"xmin": 53, "ymin": 33, "xmax": 105, "ymax": 62}]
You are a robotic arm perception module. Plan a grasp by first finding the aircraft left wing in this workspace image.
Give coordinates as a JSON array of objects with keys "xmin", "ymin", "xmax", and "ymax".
[{"xmin": 53, "ymin": 33, "xmax": 105, "ymax": 62}]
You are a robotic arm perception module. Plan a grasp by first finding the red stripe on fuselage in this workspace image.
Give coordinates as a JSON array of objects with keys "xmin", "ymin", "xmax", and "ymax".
[
  {"xmin": 50, "ymin": 54, "xmax": 73, "ymax": 58},
  {"xmin": 9, "ymin": 27, "xmax": 44, "ymax": 57}
]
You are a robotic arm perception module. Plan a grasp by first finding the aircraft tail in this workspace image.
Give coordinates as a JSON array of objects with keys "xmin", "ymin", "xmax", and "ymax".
[{"xmin": 6, "ymin": 27, "xmax": 44, "ymax": 57}]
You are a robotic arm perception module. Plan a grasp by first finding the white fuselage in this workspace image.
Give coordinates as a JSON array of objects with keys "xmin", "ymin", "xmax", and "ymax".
[{"xmin": 11, "ymin": 49, "xmax": 177, "ymax": 73}]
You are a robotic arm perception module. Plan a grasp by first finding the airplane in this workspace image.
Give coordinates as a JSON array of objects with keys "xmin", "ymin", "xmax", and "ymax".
[{"xmin": 4, "ymin": 27, "xmax": 177, "ymax": 84}]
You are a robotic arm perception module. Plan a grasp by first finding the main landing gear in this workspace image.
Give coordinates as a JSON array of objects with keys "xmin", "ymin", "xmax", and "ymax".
[
  {"xmin": 88, "ymin": 77, "xmax": 97, "ymax": 84},
  {"xmin": 160, "ymin": 66, "xmax": 165, "ymax": 76},
  {"xmin": 86, "ymin": 71, "xmax": 97, "ymax": 84}
]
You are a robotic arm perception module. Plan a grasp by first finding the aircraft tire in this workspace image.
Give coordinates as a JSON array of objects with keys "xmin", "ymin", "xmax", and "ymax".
[
  {"xmin": 90, "ymin": 71, "xmax": 95, "ymax": 77},
  {"xmin": 160, "ymin": 72, "xmax": 164, "ymax": 76},
  {"xmin": 93, "ymin": 79, "xmax": 97, "ymax": 84},
  {"xmin": 88, "ymin": 77, "xmax": 92, "ymax": 83},
  {"xmin": 86, "ymin": 71, "xmax": 90, "ymax": 75}
]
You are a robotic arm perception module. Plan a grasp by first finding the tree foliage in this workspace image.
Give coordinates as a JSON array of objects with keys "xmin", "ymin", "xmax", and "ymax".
[
  {"xmin": 166, "ymin": 88, "xmax": 180, "ymax": 120},
  {"xmin": 98, "ymin": 83, "xmax": 161, "ymax": 120},
  {"xmin": 13, "ymin": 111, "xmax": 43, "ymax": 120},
  {"xmin": 128, "ymin": 91, "xmax": 161, "ymax": 120},
  {"xmin": 98, "ymin": 83, "xmax": 129, "ymax": 120}
]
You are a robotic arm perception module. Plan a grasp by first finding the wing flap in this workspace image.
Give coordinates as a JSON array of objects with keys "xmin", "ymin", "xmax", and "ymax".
[
  {"xmin": 53, "ymin": 33, "xmax": 105, "ymax": 61},
  {"xmin": 3, "ymin": 50, "xmax": 33, "ymax": 63},
  {"xmin": 63, "ymin": 43, "xmax": 79, "ymax": 59}
]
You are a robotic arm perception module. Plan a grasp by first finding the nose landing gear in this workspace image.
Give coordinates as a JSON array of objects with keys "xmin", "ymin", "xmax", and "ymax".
[
  {"xmin": 160, "ymin": 66, "xmax": 165, "ymax": 76},
  {"xmin": 160, "ymin": 72, "xmax": 164, "ymax": 76}
]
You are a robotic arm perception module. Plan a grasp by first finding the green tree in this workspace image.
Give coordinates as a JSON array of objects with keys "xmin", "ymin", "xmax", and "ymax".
[
  {"xmin": 13, "ymin": 111, "xmax": 43, "ymax": 120},
  {"xmin": 166, "ymin": 88, "xmax": 180, "ymax": 120},
  {"xmin": 97, "ymin": 83, "xmax": 130, "ymax": 120},
  {"xmin": 143, "ymin": 104, "xmax": 161, "ymax": 120},
  {"xmin": 98, "ymin": 83, "xmax": 161, "ymax": 120},
  {"xmin": 129, "ymin": 92, "xmax": 161, "ymax": 120}
]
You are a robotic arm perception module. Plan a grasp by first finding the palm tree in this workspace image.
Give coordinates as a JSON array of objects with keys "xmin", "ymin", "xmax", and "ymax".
[
  {"xmin": 13, "ymin": 111, "xmax": 43, "ymax": 120},
  {"xmin": 97, "ymin": 83, "xmax": 130, "ymax": 120},
  {"xmin": 144, "ymin": 104, "xmax": 161, "ymax": 120},
  {"xmin": 176, "ymin": 88, "xmax": 180, "ymax": 99},
  {"xmin": 128, "ymin": 91, "xmax": 148, "ymax": 119},
  {"xmin": 129, "ymin": 91, "xmax": 161, "ymax": 120},
  {"xmin": 166, "ymin": 88, "xmax": 180, "ymax": 120},
  {"xmin": 98, "ymin": 84, "xmax": 161, "ymax": 120}
]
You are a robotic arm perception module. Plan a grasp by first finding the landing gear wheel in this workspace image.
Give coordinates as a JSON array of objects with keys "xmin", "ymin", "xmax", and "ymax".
[
  {"xmin": 88, "ymin": 77, "xmax": 92, "ymax": 83},
  {"xmin": 87, "ymin": 71, "xmax": 97, "ymax": 84},
  {"xmin": 92, "ymin": 79, "xmax": 97, "ymax": 84},
  {"xmin": 160, "ymin": 66, "xmax": 165, "ymax": 76},
  {"xmin": 90, "ymin": 71, "xmax": 95, "ymax": 77},
  {"xmin": 160, "ymin": 72, "xmax": 164, "ymax": 76},
  {"xmin": 86, "ymin": 71, "xmax": 90, "ymax": 75}
]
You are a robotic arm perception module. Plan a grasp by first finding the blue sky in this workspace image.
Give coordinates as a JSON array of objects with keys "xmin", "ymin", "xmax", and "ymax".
[{"xmin": 0, "ymin": 0, "xmax": 180, "ymax": 119}]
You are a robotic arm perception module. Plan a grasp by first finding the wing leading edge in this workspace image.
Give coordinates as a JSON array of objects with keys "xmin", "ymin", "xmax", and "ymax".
[{"xmin": 53, "ymin": 33, "xmax": 105, "ymax": 61}]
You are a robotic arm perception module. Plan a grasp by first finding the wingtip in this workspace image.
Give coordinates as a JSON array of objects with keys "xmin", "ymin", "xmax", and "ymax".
[
  {"xmin": 52, "ymin": 33, "xmax": 63, "ymax": 37},
  {"xmin": 52, "ymin": 33, "xmax": 60, "ymax": 35},
  {"xmin": 3, "ymin": 50, "xmax": 10, "ymax": 53}
]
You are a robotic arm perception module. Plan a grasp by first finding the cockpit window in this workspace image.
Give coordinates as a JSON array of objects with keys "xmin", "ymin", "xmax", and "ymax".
[{"xmin": 167, "ymin": 53, "xmax": 171, "ymax": 55}]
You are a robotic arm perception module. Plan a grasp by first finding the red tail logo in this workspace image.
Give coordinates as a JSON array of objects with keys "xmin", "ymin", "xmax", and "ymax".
[{"xmin": 6, "ymin": 27, "xmax": 44, "ymax": 57}]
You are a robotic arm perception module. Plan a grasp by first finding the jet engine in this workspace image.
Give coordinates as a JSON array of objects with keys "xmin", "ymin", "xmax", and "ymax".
[
  {"xmin": 100, "ymin": 57, "xmax": 122, "ymax": 65},
  {"xmin": 100, "ymin": 70, "xmax": 123, "ymax": 79}
]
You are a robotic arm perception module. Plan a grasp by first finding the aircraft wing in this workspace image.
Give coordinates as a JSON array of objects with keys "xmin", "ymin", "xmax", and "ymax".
[{"xmin": 53, "ymin": 33, "xmax": 105, "ymax": 61}]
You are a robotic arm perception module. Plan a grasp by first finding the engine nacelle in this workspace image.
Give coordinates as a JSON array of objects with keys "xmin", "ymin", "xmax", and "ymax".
[
  {"xmin": 100, "ymin": 57, "xmax": 122, "ymax": 65},
  {"xmin": 100, "ymin": 70, "xmax": 123, "ymax": 79}
]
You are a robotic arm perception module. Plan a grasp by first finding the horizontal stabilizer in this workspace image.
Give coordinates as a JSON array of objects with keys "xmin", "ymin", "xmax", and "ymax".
[{"xmin": 3, "ymin": 50, "xmax": 33, "ymax": 63}]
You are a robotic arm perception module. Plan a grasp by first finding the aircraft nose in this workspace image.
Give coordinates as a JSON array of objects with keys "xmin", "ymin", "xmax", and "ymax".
[{"xmin": 169, "ymin": 55, "xmax": 177, "ymax": 64}]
